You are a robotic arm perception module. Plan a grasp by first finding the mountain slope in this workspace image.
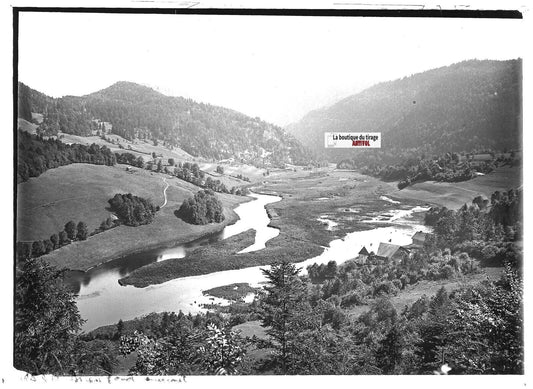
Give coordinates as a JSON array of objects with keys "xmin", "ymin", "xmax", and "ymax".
[
  {"xmin": 288, "ymin": 59, "xmax": 521, "ymax": 164},
  {"xmin": 18, "ymin": 81, "xmax": 316, "ymax": 167}
]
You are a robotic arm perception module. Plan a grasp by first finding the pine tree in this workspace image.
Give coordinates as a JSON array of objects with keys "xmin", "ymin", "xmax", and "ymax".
[
  {"xmin": 259, "ymin": 261, "xmax": 313, "ymax": 373},
  {"xmin": 15, "ymin": 259, "xmax": 84, "ymax": 374}
]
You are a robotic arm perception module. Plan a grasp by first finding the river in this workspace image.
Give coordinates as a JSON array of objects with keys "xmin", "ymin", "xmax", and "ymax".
[{"xmin": 70, "ymin": 192, "xmax": 429, "ymax": 332}]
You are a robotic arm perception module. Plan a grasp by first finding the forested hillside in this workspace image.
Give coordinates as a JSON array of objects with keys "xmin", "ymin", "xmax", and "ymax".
[
  {"xmin": 288, "ymin": 59, "xmax": 521, "ymax": 166},
  {"xmin": 18, "ymin": 81, "xmax": 316, "ymax": 167}
]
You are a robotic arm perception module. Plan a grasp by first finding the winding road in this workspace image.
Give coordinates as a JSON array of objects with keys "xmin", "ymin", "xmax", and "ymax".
[{"xmin": 160, "ymin": 177, "xmax": 170, "ymax": 208}]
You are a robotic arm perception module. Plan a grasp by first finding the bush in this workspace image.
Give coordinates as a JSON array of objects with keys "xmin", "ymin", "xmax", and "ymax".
[
  {"xmin": 108, "ymin": 193, "xmax": 158, "ymax": 226},
  {"xmin": 481, "ymin": 245, "xmax": 499, "ymax": 261},
  {"xmin": 177, "ymin": 189, "xmax": 225, "ymax": 225},
  {"xmin": 439, "ymin": 264, "xmax": 455, "ymax": 279},
  {"xmin": 341, "ymin": 291, "xmax": 364, "ymax": 307}
]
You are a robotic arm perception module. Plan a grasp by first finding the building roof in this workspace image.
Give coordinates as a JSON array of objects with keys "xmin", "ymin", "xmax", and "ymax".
[
  {"xmin": 376, "ymin": 243, "xmax": 402, "ymax": 258},
  {"xmin": 359, "ymin": 246, "xmax": 369, "ymax": 255},
  {"xmin": 472, "ymin": 153, "xmax": 493, "ymax": 161},
  {"xmin": 412, "ymin": 231, "xmax": 428, "ymax": 242}
]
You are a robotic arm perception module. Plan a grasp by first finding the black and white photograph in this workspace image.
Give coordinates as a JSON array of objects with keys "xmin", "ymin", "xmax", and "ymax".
[{"xmin": 6, "ymin": 2, "xmax": 529, "ymax": 383}]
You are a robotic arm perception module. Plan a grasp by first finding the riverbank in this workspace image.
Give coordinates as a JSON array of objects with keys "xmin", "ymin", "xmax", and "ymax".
[
  {"xmin": 43, "ymin": 193, "xmax": 249, "ymax": 271},
  {"xmin": 119, "ymin": 228, "xmax": 324, "ymax": 287}
]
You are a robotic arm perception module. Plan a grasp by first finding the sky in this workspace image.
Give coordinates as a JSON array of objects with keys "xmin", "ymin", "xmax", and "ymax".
[{"xmin": 18, "ymin": 12, "xmax": 524, "ymax": 126}]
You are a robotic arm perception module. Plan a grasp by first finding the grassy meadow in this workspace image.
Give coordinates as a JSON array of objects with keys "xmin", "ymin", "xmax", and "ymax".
[
  {"xmin": 392, "ymin": 166, "xmax": 521, "ymax": 208},
  {"xmin": 18, "ymin": 163, "xmax": 248, "ymax": 270},
  {"xmin": 17, "ymin": 118, "xmax": 38, "ymax": 134}
]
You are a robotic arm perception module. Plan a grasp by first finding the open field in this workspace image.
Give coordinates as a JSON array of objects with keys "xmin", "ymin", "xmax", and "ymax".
[
  {"xmin": 200, "ymin": 162, "xmax": 267, "ymax": 182},
  {"xmin": 17, "ymin": 118, "xmax": 38, "ymax": 134},
  {"xmin": 31, "ymin": 112, "xmax": 44, "ymax": 123},
  {"xmin": 59, "ymin": 133, "xmax": 193, "ymax": 161},
  {"xmin": 232, "ymin": 320, "xmax": 268, "ymax": 340},
  {"xmin": 18, "ymin": 163, "xmax": 248, "ymax": 270},
  {"xmin": 392, "ymin": 166, "xmax": 521, "ymax": 209},
  {"xmin": 196, "ymin": 166, "xmax": 254, "ymax": 190},
  {"xmin": 18, "ymin": 164, "xmax": 168, "ymax": 241}
]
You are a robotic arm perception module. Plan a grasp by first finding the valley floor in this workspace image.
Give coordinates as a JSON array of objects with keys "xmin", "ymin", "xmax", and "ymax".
[{"xmin": 18, "ymin": 164, "xmax": 521, "ymax": 278}]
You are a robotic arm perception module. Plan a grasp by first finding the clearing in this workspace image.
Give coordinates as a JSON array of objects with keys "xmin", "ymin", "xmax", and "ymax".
[{"xmin": 392, "ymin": 166, "xmax": 521, "ymax": 208}]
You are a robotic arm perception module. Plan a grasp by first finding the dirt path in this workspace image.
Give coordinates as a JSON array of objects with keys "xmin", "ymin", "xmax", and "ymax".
[{"xmin": 160, "ymin": 177, "xmax": 170, "ymax": 208}]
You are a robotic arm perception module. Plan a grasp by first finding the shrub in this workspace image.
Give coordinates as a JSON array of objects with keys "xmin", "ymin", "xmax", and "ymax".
[{"xmin": 439, "ymin": 264, "xmax": 455, "ymax": 279}]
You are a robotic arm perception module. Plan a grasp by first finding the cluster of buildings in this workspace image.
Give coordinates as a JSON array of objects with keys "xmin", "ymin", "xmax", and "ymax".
[{"xmin": 355, "ymin": 231, "xmax": 430, "ymax": 265}]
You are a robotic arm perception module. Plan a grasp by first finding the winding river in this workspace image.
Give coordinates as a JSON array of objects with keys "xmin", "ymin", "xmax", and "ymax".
[{"xmin": 69, "ymin": 192, "xmax": 429, "ymax": 332}]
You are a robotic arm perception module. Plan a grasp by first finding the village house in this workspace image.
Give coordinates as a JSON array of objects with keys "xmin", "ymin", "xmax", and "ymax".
[
  {"xmin": 469, "ymin": 153, "xmax": 493, "ymax": 168},
  {"xmin": 412, "ymin": 231, "xmax": 428, "ymax": 247},
  {"xmin": 375, "ymin": 242, "xmax": 410, "ymax": 264},
  {"xmin": 402, "ymin": 231, "xmax": 433, "ymax": 251}
]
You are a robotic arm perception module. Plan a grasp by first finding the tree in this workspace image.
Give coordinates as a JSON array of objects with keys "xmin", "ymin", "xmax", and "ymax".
[
  {"xmin": 259, "ymin": 261, "xmax": 314, "ymax": 373},
  {"xmin": 76, "ymin": 221, "xmax": 89, "ymax": 241},
  {"xmin": 15, "ymin": 259, "xmax": 84, "ymax": 375},
  {"xmin": 64, "ymin": 221, "xmax": 77, "ymax": 241},
  {"xmin": 414, "ymin": 287, "xmax": 451, "ymax": 373},
  {"xmin": 59, "ymin": 230, "xmax": 69, "ymax": 246},
  {"xmin": 44, "ymin": 239, "xmax": 54, "ymax": 254},
  {"xmin": 168, "ymin": 158, "xmax": 175, "ymax": 167},
  {"xmin": 439, "ymin": 267, "xmax": 523, "ymax": 374},
  {"xmin": 376, "ymin": 322, "xmax": 404, "ymax": 374},
  {"xmin": 177, "ymin": 190, "xmax": 224, "ymax": 225},
  {"xmin": 17, "ymin": 242, "xmax": 32, "ymax": 261},
  {"xmin": 198, "ymin": 324, "xmax": 246, "ymax": 375},
  {"xmin": 50, "ymin": 233, "xmax": 59, "ymax": 249},
  {"xmin": 108, "ymin": 193, "xmax": 157, "ymax": 226},
  {"xmin": 216, "ymin": 165, "xmax": 224, "ymax": 174},
  {"xmin": 157, "ymin": 160, "xmax": 163, "ymax": 172},
  {"xmin": 31, "ymin": 240, "xmax": 45, "ymax": 258}
]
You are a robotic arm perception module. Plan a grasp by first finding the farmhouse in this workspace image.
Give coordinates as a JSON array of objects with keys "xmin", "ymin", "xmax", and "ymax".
[
  {"xmin": 469, "ymin": 153, "xmax": 493, "ymax": 168},
  {"xmin": 376, "ymin": 242, "xmax": 410, "ymax": 264}
]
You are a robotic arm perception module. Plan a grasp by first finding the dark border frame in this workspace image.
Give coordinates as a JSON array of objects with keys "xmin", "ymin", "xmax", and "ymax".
[{"xmin": 12, "ymin": 6, "xmax": 523, "ymax": 374}]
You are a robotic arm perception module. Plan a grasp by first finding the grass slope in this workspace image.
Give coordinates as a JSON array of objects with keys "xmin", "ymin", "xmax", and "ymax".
[
  {"xmin": 60, "ymin": 133, "xmax": 193, "ymax": 161},
  {"xmin": 18, "ymin": 164, "xmax": 168, "ymax": 241},
  {"xmin": 17, "ymin": 118, "xmax": 38, "ymax": 134},
  {"xmin": 18, "ymin": 163, "xmax": 248, "ymax": 270},
  {"xmin": 393, "ymin": 166, "xmax": 521, "ymax": 208}
]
